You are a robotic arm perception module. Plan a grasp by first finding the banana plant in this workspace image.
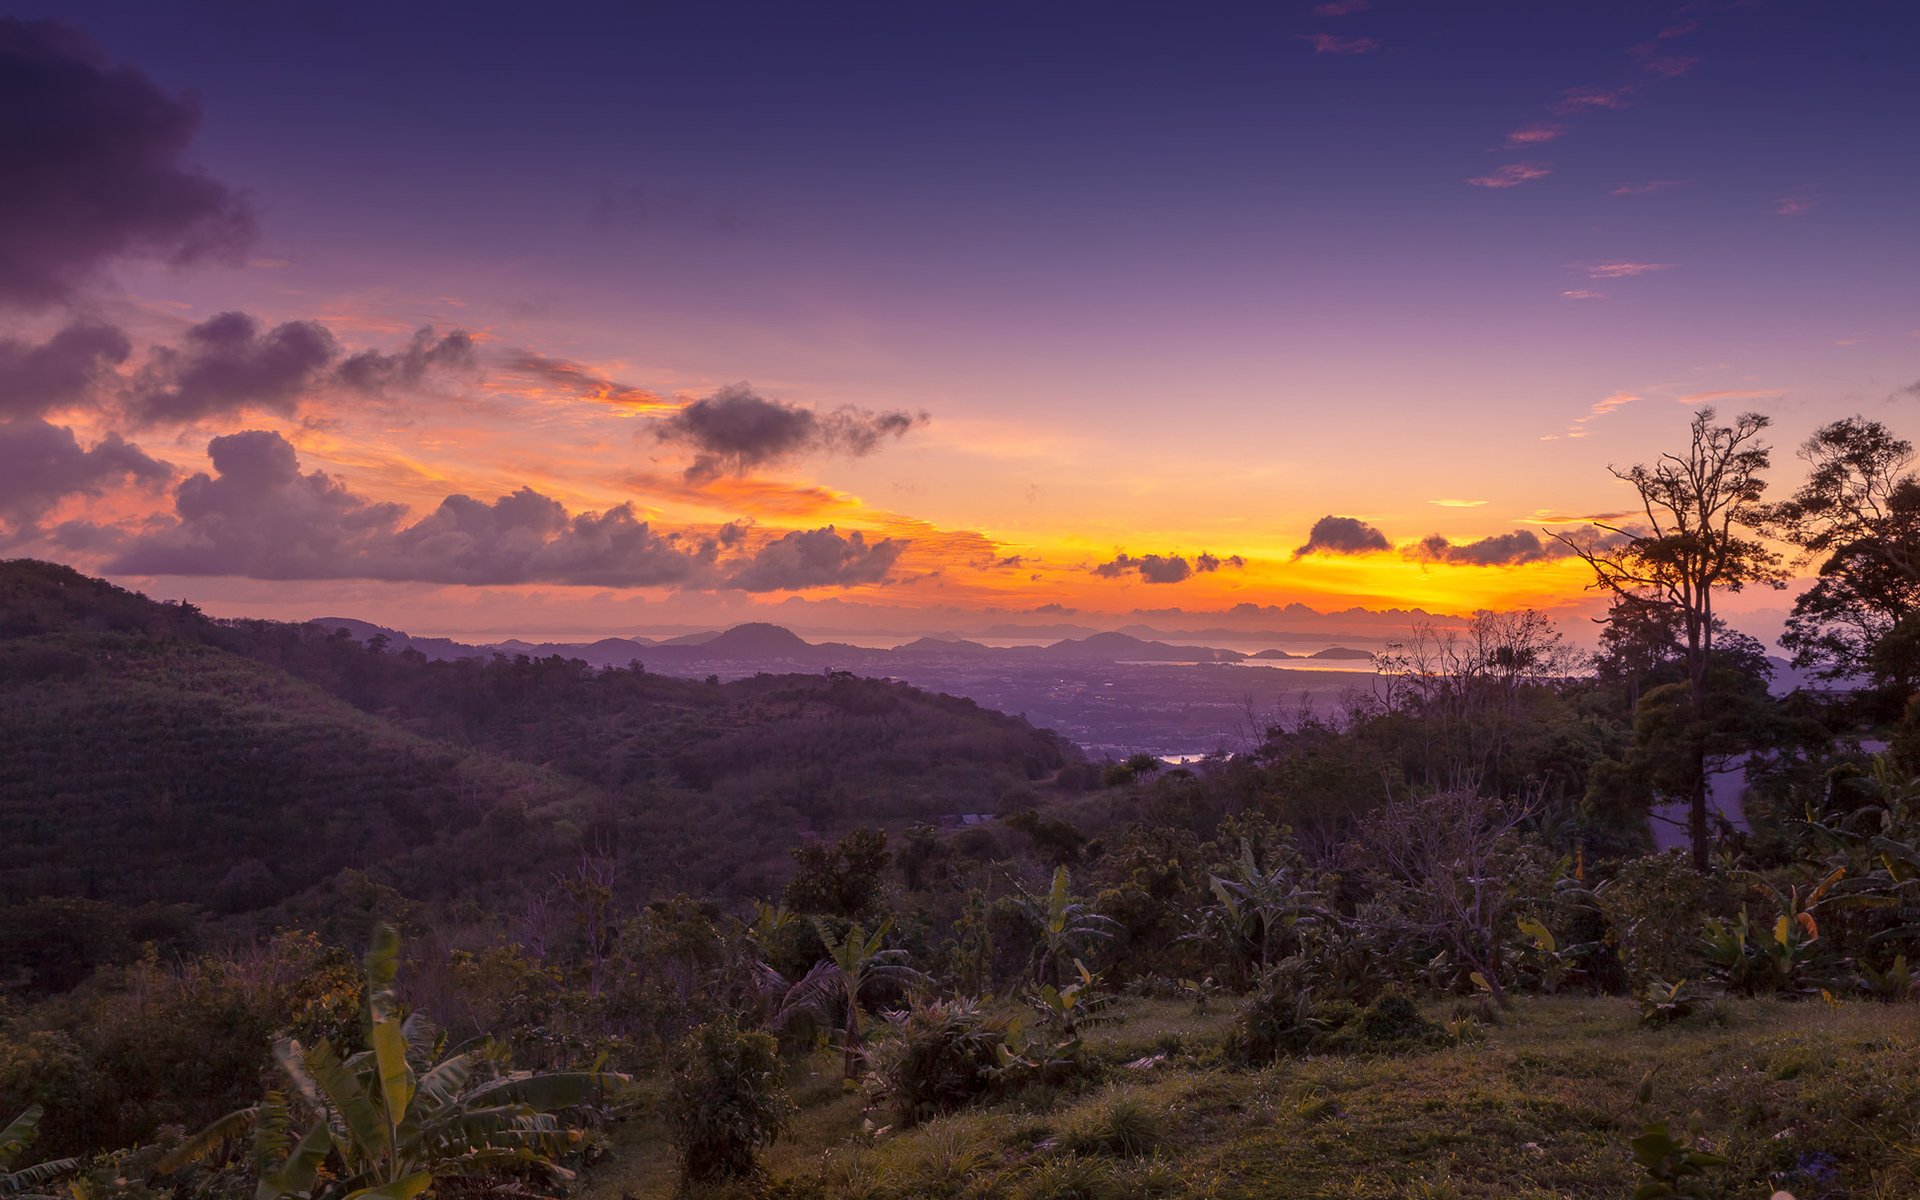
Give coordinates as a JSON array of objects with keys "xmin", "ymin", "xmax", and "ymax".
[
  {"xmin": 776, "ymin": 917, "xmax": 929, "ymax": 1078},
  {"xmin": 166, "ymin": 924, "xmax": 625, "ymax": 1200},
  {"xmin": 1, "ymin": 1107, "xmax": 78, "ymax": 1200},
  {"xmin": 1700, "ymin": 868, "xmax": 1847, "ymax": 995},
  {"xmin": 1015, "ymin": 866, "xmax": 1118, "ymax": 987},
  {"xmin": 1186, "ymin": 841, "xmax": 1326, "ymax": 985}
]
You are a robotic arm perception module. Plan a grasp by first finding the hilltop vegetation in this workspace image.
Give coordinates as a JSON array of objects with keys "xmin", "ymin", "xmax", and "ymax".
[{"xmin": 0, "ymin": 559, "xmax": 1079, "ymax": 913}]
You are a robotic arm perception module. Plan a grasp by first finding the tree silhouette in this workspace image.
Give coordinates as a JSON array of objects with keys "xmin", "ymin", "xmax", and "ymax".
[{"xmin": 1552, "ymin": 408, "xmax": 1785, "ymax": 870}]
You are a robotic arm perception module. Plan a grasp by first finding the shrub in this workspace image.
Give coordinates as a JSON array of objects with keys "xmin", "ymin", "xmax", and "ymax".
[
  {"xmin": 1222, "ymin": 962, "xmax": 1327, "ymax": 1066},
  {"xmin": 668, "ymin": 1015, "xmax": 794, "ymax": 1182},
  {"xmin": 867, "ymin": 998, "xmax": 1013, "ymax": 1126},
  {"xmin": 1596, "ymin": 855, "xmax": 1721, "ymax": 988},
  {"xmin": 1357, "ymin": 991, "xmax": 1444, "ymax": 1048}
]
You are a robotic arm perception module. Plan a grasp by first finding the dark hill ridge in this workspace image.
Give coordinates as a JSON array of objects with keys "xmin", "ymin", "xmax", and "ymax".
[
  {"xmin": 303, "ymin": 613, "xmax": 1379, "ymax": 670},
  {"xmin": 1039, "ymin": 631, "xmax": 1244, "ymax": 663},
  {"xmin": 0, "ymin": 560, "xmax": 1080, "ymax": 912}
]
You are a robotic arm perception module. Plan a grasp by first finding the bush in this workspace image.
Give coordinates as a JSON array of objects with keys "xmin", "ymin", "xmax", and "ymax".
[
  {"xmin": 1596, "ymin": 855, "xmax": 1722, "ymax": 988},
  {"xmin": 1354, "ymin": 990, "xmax": 1445, "ymax": 1049},
  {"xmin": 868, "ymin": 998, "xmax": 1013, "ymax": 1126},
  {"xmin": 668, "ymin": 1016, "xmax": 793, "ymax": 1182},
  {"xmin": 1222, "ymin": 962, "xmax": 1326, "ymax": 1066}
]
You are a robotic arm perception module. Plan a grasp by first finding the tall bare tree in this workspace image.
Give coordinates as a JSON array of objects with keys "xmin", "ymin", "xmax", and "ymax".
[{"xmin": 1551, "ymin": 408, "xmax": 1785, "ymax": 870}]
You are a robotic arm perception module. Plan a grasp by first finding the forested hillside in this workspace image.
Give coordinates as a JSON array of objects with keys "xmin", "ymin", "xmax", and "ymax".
[{"xmin": 0, "ymin": 560, "xmax": 1080, "ymax": 912}]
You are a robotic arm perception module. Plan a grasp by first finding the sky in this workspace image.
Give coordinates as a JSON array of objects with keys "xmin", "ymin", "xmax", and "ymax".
[{"xmin": 1, "ymin": 0, "xmax": 1916, "ymax": 642}]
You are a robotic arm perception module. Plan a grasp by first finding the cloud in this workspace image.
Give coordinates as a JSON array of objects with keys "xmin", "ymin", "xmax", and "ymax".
[
  {"xmin": 1428, "ymin": 498, "xmax": 1487, "ymax": 508},
  {"xmin": 0, "ymin": 19, "xmax": 254, "ymax": 308},
  {"xmin": 0, "ymin": 320, "xmax": 131, "ymax": 418},
  {"xmin": 1611, "ymin": 180, "xmax": 1680, "ymax": 196},
  {"xmin": 1297, "ymin": 34, "xmax": 1378, "ymax": 55},
  {"xmin": 110, "ymin": 429, "xmax": 405, "ymax": 577},
  {"xmin": 122, "ymin": 312, "xmax": 478, "ymax": 425},
  {"xmin": 1635, "ymin": 54, "xmax": 1699, "ymax": 79},
  {"xmin": 1556, "ymin": 85, "xmax": 1634, "ymax": 113},
  {"xmin": 1310, "ymin": 0, "xmax": 1369, "ymax": 13},
  {"xmin": 657, "ymin": 383, "xmax": 925, "ymax": 482},
  {"xmin": 108, "ymin": 431, "xmax": 907, "ymax": 590},
  {"xmin": 1673, "ymin": 387, "xmax": 1786, "ymax": 405},
  {"xmin": 1294, "ymin": 515, "xmax": 1390, "ymax": 558},
  {"xmin": 1559, "ymin": 289, "xmax": 1605, "ymax": 300},
  {"xmin": 1775, "ymin": 194, "xmax": 1817, "ymax": 217},
  {"xmin": 1092, "ymin": 551, "xmax": 1245, "ymax": 584},
  {"xmin": 726, "ymin": 525, "xmax": 904, "ymax": 591},
  {"xmin": 0, "ymin": 417, "xmax": 170, "ymax": 532},
  {"xmin": 124, "ymin": 312, "xmax": 337, "ymax": 425},
  {"xmin": 1584, "ymin": 261, "xmax": 1672, "ymax": 279},
  {"xmin": 1467, "ymin": 163, "xmax": 1551, "ymax": 189},
  {"xmin": 1504, "ymin": 124, "xmax": 1565, "ymax": 147},
  {"xmin": 335, "ymin": 327, "xmax": 477, "ymax": 393},
  {"xmin": 1405, "ymin": 529, "xmax": 1563, "ymax": 567},
  {"xmin": 499, "ymin": 350, "xmax": 666, "ymax": 408},
  {"xmin": 1579, "ymin": 390, "xmax": 1640, "ymax": 422}
]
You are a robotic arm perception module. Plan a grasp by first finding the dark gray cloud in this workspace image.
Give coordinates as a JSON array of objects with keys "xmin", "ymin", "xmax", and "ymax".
[
  {"xmin": 0, "ymin": 321, "xmax": 131, "ymax": 417},
  {"xmin": 123, "ymin": 313, "xmax": 476, "ymax": 425},
  {"xmin": 658, "ymin": 383, "xmax": 925, "ymax": 482},
  {"xmin": 1293, "ymin": 515, "xmax": 1391, "ymax": 557},
  {"xmin": 1093, "ymin": 551, "xmax": 1246, "ymax": 584},
  {"xmin": 1406, "ymin": 529, "xmax": 1563, "ymax": 566},
  {"xmin": 0, "ymin": 19, "xmax": 254, "ymax": 307},
  {"xmin": 727, "ymin": 525, "xmax": 904, "ymax": 591},
  {"xmin": 126, "ymin": 312, "xmax": 338, "ymax": 425},
  {"xmin": 336, "ymin": 327, "xmax": 477, "ymax": 394},
  {"xmin": 0, "ymin": 417, "xmax": 170, "ymax": 533},
  {"xmin": 107, "ymin": 430, "xmax": 885, "ymax": 589}
]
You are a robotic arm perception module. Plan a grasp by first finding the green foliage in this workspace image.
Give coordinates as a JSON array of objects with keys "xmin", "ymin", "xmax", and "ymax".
[
  {"xmin": 1222, "ymin": 962, "xmax": 1329, "ymax": 1066},
  {"xmin": 1637, "ymin": 978, "xmax": 1714, "ymax": 1027},
  {"xmin": 1628, "ymin": 1120, "xmax": 1726, "ymax": 1199},
  {"xmin": 666, "ymin": 1015, "xmax": 792, "ymax": 1183},
  {"xmin": 165, "ymin": 925, "xmax": 623, "ymax": 1200},
  {"xmin": 781, "ymin": 830, "xmax": 891, "ymax": 921},
  {"xmin": 1, "ymin": 1106, "xmax": 78, "ymax": 1198},
  {"xmin": 1597, "ymin": 854, "xmax": 1724, "ymax": 989},
  {"xmin": 1014, "ymin": 868, "xmax": 1118, "ymax": 988},
  {"xmin": 866, "ymin": 998, "xmax": 1012, "ymax": 1126},
  {"xmin": 776, "ymin": 918, "xmax": 930, "ymax": 1078},
  {"xmin": 1056, "ymin": 1094, "xmax": 1160, "ymax": 1159}
]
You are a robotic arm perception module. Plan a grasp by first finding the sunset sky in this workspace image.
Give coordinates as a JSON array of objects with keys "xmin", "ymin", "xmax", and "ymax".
[{"xmin": 2, "ymin": 1, "xmax": 1916, "ymax": 642}]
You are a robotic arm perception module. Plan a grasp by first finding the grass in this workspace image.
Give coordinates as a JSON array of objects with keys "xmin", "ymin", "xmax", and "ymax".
[{"xmin": 580, "ymin": 995, "xmax": 1920, "ymax": 1199}]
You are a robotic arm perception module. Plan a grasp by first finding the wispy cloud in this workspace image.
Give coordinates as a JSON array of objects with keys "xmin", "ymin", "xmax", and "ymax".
[
  {"xmin": 1559, "ymin": 289, "xmax": 1605, "ymax": 301},
  {"xmin": 1775, "ymin": 193, "xmax": 1817, "ymax": 217},
  {"xmin": 1674, "ymin": 387, "xmax": 1787, "ymax": 405},
  {"xmin": 1311, "ymin": 0, "xmax": 1369, "ymax": 14},
  {"xmin": 1612, "ymin": 179, "xmax": 1681, "ymax": 196},
  {"xmin": 1585, "ymin": 261, "xmax": 1673, "ymax": 279},
  {"xmin": 1503, "ymin": 123, "xmax": 1566, "ymax": 147},
  {"xmin": 1428, "ymin": 498, "xmax": 1488, "ymax": 508},
  {"xmin": 1467, "ymin": 162, "xmax": 1552, "ymax": 189},
  {"xmin": 1635, "ymin": 54, "xmax": 1699, "ymax": 79},
  {"xmin": 1547, "ymin": 390, "xmax": 1640, "ymax": 440},
  {"xmin": 1556, "ymin": 85, "xmax": 1634, "ymax": 113},
  {"xmin": 1297, "ymin": 33, "xmax": 1379, "ymax": 55}
]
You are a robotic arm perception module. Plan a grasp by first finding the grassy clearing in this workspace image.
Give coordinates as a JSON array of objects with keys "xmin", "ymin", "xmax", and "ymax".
[{"xmin": 582, "ymin": 995, "xmax": 1920, "ymax": 1199}]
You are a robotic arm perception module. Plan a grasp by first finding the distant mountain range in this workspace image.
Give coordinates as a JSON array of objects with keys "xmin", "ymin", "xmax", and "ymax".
[{"xmin": 309, "ymin": 618, "xmax": 1380, "ymax": 671}]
